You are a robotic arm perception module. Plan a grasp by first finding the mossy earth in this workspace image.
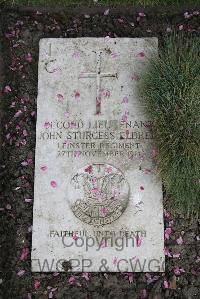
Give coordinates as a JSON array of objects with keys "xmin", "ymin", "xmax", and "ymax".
[{"xmin": 0, "ymin": 4, "xmax": 199, "ymax": 299}]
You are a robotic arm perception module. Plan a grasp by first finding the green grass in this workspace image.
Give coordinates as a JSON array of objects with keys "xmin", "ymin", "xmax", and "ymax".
[
  {"xmin": 1, "ymin": 0, "xmax": 200, "ymax": 7},
  {"xmin": 141, "ymin": 35, "xmax": 200, "ymax": 217}
]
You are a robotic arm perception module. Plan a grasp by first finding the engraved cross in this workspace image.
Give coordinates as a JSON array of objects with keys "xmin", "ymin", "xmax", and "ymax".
[{"xmin": 79, "ymin": 51, "xmax": 117, "ymax": 115}]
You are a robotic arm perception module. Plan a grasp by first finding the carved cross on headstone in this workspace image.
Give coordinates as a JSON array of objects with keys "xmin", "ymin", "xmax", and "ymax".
[{"xmin": 79, "ymin": 51, "xmax": 117, "ymax": 115}]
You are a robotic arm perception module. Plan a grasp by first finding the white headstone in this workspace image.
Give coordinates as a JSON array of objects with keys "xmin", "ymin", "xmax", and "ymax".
[{"xmin": 32, "ymin": 38, "xmax": 164, "ymax": 272}]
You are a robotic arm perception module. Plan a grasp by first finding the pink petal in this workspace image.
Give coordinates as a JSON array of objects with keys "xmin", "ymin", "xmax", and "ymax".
[
  {"xmin": 111, "ymin": 52, "xmax": 118, "ymax": 59},
  {"xmin": 184, "ymin": 12, "xmax": 191, "ymax": 19},
  {"xmin": 74, "ymin": 91, "xmax": 80, "ymax": 101},
  {"xmin": 174, "ymin": 266, "xmax": 185, "ymax": 276},
  {"xmin": 20, "ymin": 247, "xmax": 29, "ymax": 261},
  {"xmin": 100, "ymin": 240, "xmax": 108, "ymax": 248},
  {"xmin": 164, "ymin": 227, "xmax": 172, "ymax": 240},
  {"xmin": 27, "ymin": 158, "xmax": 33, "ymax": 165},
  {"xmin": 163, "ymin": 280, "xmax": 169, "ymax": 289},
  {"xmin": 122, "ymin": 96, "xmax": 129, "ymax": 103},
  {"xmin": 17, "ymin": 269, "xmax": 25, "ymax": 277},
  {"xmin": 104, "ymin": 9, "xmax": 110, "ymax": 16},
  {"xmin": 137, "ymin": 52, "xmax": 145, "ymax": 58},
  {"xmin": 68, "ymin": 276, "xmax": 76, "ymax": 285},
  {"xmin": 57, "ymin": 94, "xmax": 64, "ymax": 102},
  {"xmin": 64, "ymin": 111, "xmax": 70, "ymax": 118},
  {"xmin": 5, "ymin": 31, "xmax": 15, "ymax": 39},
  {"xmin": 34, "ymin": 280, "xmax": 41, "ymax": 290},
  {"xmin": 164, "ymin": 247, "xmax": 172, "ymax": 257},
  {"xmin": 138, "ymin": 12, "xmax": 146, "ymax": 17},
  {"xmin": 176, "ymin": 236, "xmax": 183, "ymax": 245},
  {"xmin": 72, "ymin": 234, "xmax": 78, "ymax": 240},
  {"xmin": 136, "ymin": 236, "xmax": 143, "ymax": 247},
  {"xmin": 14, "ymin": 110, "xmax": 22, "ymax": 118},
  {"xmin": 82, "ymin": 272, "xmax": 90, "ymax": 281},
  {"xmin": 101, "ymin": 89, "xmax": 111, "ymax": 98},
  {"xmin": 44, "ymin": 121, "xmax": 52, "ymax": 129},
  {"xmin": 50, "ymin": 180, "xmax": 57, "ymax": 188},
  {"xmin": 141, "ymin": 289, "xmax": 148, "ymax": 298},
  {"xmin": 151, "ymin": 148, "xmax": 158, "ymax": 158},
  {"xmin": 100, "ymin": 207, "xmax": 108, "ymax": 216},
  {"xmin": 85, "ymin": 165, "xmax": 93, "ymax": 174},
  {"xmin": 74, "ymin": 150, "xmax": 81, "ymax": 158},
  {"xmin": 128, "ymin": 273, "xmax": 134, "ymax": 283},
  {"xmin": 23, "ymin": 129, "xmax": 28, "ymax": 137},
  {"xmin": 72, "ymin": 51, "xmax": 80, "ymax": 59},
  {"xmin": 121, "ymin": 113, "xmax": 128, "ymax": 122},
  {"xmin": 196, "ymin": 256, "xmax": 200, "ymax": 263},
  {"xmin": 105, "ymin": 166, "xmax": 112, "ymax": 173},
  {"xmin": 166, "ymin": 26, "xmax": 172, "ymax": 32},
  {"xmin": 25, "ymin": 53, "xmax": 33, "ymax": 63},
  {"xmin": 25, "ymin": 198, "xmax": 33, "ymax": 203},
  {"xmin": 6, "ymin": 133, "xmax": 10, "ymax": 140},
  {"xmin": 144, "ymin": 168, "xmax": 152, "ymax": 174},
  {"xmin": 4, "ymin": 85, "xmax": 12, "ymax": 93},
  {"xmin": 131, "ymin": 73, "xmax": 140, "ymax": 81},
  {"xmin": 113, "ymin": 257, "xmax": 118, "ymax": 265},
  {"xmin": 6, "ymin": 204, "xmax": 12, "ymax": 210},
  {"xmin": 40, "ymin": 165, "xmax": 48, "ymax": 171}
]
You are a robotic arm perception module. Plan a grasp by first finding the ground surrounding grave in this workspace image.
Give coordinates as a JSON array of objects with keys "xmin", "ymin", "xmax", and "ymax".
[{"xmin": 0, "ymin": 4, "xmax": 199, "ymax": 299}]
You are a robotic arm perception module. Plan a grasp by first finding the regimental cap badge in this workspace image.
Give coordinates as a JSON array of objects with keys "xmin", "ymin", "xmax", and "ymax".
[{"xmin": 69, "ymin": 163, "xmax": 130, "ymax": 227}]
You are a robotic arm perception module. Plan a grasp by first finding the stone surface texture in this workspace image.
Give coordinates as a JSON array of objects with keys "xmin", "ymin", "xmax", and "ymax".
[{"xmin": 32, "ymin": 38, "xmax": 164, "ymax": 272}]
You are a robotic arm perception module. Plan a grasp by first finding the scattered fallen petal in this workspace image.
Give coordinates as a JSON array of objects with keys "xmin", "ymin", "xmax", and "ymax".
[
  {"xmin": 20, "ymin": 247, "xmax": 29, "ymax": 261},
  {"xmin": 166, "ymin": 26, "xmax": 172, "ymax": 33},
  {"xmin": 174, "ymin": 266, "xmax": 185, "ymax": 276},
  {"xmin": 40, "ymin": 165, "xmax": 48, "ymax": 171},
  {"xmin": 122, "ymin": 96, "xmax": 129, "ymax": 103},
  {"xmin": 6, "ymin": 204, "xmax": 12, "ymax": 210},
  {"xmin": 4, "ymin": 85, "xmax": 12, "ymax": 93},
  {"xmin": 14, "ymin": 110, "xmax": 23, "ymax": 118},
  {"xmin": 44, "ymin": 121, "xmax": 52, "ymax": 129},
  {"xmin": 176, "ymin": 236, "xmax": 183, "ymax": 245},
  {"xmin": 104, "ymin": 9, "xmax": 110, "ymax": 16},
  {"xmin": 164, "ymin": 227, "xmax": 172, "ymax": 240},
  {"xmin": 137, "ymin": 52, "xmax": 145, "ymax": 58},
  {"xmin": 17, "ymin": 269, "xmax": 25, "ymax": 277},
  {"xmin": 138, "ymin": 12, "xmax": 146, "ymax": 17},
  {"xmin": 163, "ymin": 280, "xmax": 169, "ymax": 289},
  {"xmin": 50, "ymin": 180, "xmax": 57, "ymax": 188},
  {"xmin": 34, "ymin": 280, "xmax": 41, "ymax": 290},
  {"xmin": 25, "ymin": 53, "xmax": 33, "ymax": 63},
  {"xmin": 81, "ymin": 272, "xmax": 90, "ymax": 281},
  {"xmin": 74, "ymin": 90, "xmax": 80, "ymax": 101},
  {"xmin": 57, "ymin": 94, "xmax": 64, "ymax": 102}
]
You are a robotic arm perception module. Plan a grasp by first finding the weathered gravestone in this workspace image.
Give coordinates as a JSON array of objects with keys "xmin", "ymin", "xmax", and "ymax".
[{"xmin": 32, "ymin": 38, "xmax": 164, "ymax": 272}]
